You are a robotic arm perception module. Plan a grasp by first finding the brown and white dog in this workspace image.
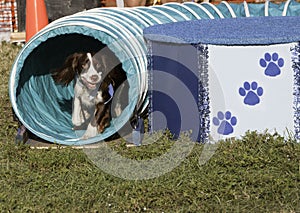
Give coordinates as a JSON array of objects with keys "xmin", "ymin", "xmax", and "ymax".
[{"xmin": 52, "ymin": 49, "xmax": 128, "ymax": 139}]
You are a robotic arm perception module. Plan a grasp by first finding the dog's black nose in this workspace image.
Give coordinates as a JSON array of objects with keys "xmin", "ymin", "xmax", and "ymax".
[{"xmin": 90, "ymin": 75, "xmax": 99, "ymax": 82}]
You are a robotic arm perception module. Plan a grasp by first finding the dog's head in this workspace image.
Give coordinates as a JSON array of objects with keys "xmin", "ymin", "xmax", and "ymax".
[
  {"xmin": 52, "ymin": 52, "xmax": 111, "ymax": 90},
  {"xmin": 77, "ymin": 52, "xmax": 103, "ymax": 90}
]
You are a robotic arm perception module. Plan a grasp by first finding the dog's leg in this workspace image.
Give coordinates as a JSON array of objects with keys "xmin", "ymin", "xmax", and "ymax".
[
  {"xmin": 82, "ymin": 107, "xmax": 99, "ymax": 139},
  {"xmin": 81, "ymin": 103, "xmax": 105, "ymax": 139},
  {"xmin": 94, "ymin": 103, "xmax": 108, "ymax": 133},
  {"xmin": 98, "ymin": 105, "xmax": 111, "ymax": 133},
  {"xmin": 82, "ymin": 122, "xmax": 98, "ymax": 139},
  {"xmin": 72, "ymin": 96, "xmax": 83, "ymax": 128},
  {"xmin": 112, "ymin": 82, "xmax": 129, "ymax": 118}
]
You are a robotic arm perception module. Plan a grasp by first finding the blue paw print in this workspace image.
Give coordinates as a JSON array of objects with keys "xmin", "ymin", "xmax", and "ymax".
[
  {"xmin": 239, "ymin": 81, "xmax": 263, "ymax": 106},
  {"xmin": 259, "ymin": 52, "xmax": 284, "ymax": 77},
  {"xmin": 213, "ymin": 111, "xmax": 237, "ymax": 135}
]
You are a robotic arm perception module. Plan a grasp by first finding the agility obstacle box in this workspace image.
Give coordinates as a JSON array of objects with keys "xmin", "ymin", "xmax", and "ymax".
[
  {"xmin": 9, "ymin": 1, "xmax": 300, "ymax": 145},
  {"xmin": 144, "ymin": 15, "xmax": 300, "ymax": 142}
]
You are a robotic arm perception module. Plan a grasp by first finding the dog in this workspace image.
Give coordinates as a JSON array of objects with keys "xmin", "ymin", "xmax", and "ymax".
[{"xmin": 52, "ymin": 49, "xmax": 128, "ymax": 139}]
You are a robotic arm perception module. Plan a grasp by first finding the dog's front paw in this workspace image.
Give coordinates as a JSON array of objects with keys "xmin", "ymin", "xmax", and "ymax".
[
  {"xmin": 98, "ymin": 121, "xmax": 111, "ymax": 133},
  {"xmin": 81, "ymin": 134, "xmax": 91, "ymax": 140},
  {"xmin": 81, "ymin": 132, "xmax": 95, "ymax": 140},
  {"xmin": 81, "ymin": 124, "xmax": 98, "ymax": 140}
]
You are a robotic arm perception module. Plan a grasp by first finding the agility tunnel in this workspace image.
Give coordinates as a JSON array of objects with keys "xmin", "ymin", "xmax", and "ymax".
[{"xmin": 9, "ymin": 1, "xmax": 300, "ymax": 145}]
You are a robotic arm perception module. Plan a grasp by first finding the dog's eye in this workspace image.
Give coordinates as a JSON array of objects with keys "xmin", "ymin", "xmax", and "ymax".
[
  {"xmin": 81, "ymin": 59, "xmax": 91, "ymax": 70},
  {"xmin": 82, "ymin": 63, "xmax": 89, "ymax": 70}
]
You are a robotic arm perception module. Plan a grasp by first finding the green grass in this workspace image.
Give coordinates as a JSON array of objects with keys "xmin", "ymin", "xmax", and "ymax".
[
  {"xmin": 0, "ymin": 42, "xmax": 21, "ymax": 143},
  {"xmin": 1, "ymin": 42, "xmax": 300, "ymax": 212}
]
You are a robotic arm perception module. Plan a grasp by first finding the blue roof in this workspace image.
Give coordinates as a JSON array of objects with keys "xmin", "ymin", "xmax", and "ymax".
[{"xmin": 143, "ymin": 16, "xmax": 300, "ymax": 45}]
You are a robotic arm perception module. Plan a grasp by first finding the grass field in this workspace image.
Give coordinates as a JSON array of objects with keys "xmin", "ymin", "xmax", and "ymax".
[{"xmin": 1, "ymin": 41, "xmax": 300, "ymax": 212}]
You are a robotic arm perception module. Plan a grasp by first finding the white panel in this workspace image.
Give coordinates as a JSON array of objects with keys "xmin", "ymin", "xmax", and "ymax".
[{"xmin": 208, "ymin": 43, "xmax": 295, "ymax": 140}]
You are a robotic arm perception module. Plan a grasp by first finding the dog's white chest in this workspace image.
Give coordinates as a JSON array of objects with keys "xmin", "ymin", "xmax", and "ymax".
[{"xmin": 74, "ymin": 81, "xmax": 101, "ymax": 107}]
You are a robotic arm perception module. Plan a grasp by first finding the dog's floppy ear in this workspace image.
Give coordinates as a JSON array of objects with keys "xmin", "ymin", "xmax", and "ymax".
[{"xmin": 52, "ymin": 53, "xmax": 85, "ymax": 86}]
